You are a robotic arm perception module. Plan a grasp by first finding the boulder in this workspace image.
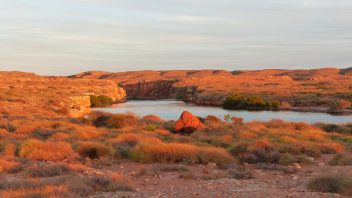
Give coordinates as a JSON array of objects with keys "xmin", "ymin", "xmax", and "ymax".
[{"xmin": 175, "ymin": 111, "xmax": 203, "ymax": 133}]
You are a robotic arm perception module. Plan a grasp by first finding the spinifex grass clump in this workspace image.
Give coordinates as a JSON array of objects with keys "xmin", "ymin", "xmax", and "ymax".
[{"xmin": 308, "ymin": 173, "xmax": 352, "ymax": 196}]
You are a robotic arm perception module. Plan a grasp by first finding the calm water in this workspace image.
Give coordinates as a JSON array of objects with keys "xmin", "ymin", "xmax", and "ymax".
[{"xmin": 94, "ymin": 100, "xmax": 352, "ymax": 124}]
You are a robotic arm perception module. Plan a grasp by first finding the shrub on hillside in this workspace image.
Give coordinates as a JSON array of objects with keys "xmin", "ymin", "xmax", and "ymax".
[
  {"xmin": 89, "ymin": 95, "xmax": 113, "ymax": 107},
  {"xmin": 223, "ymin": 93, "xmax": 280, "ymax": 110},
  {"xmin": 142, "ymin": 115, "xmax": 164, "ymax": 124},
  {"xmin": 308, "ymin": 174, "xmax": 352, "ymax": 196},
  {"xmin": 0, "ymin": 159, "xmax": 23, "ymax": 173},
  {"xmin": 227, "ymin": 167, "xmax": 254, "ymax": 180},
  {"xmin": 315, "ymin": 123, "xmax": 352, "ymax": 134},
  {"xmin": 19, "ymin": 139, "xmax": 74, "ymax": 161},
  {"xmin": 27, "ymin": 164, "xmax": 71, "ymax": 177},
  {"xmin": 106, "ymin": 114, "xmax": 139, "ymax": 129},
  {"xmin": 129, "ymin": 138, "xmax": 234, "ymax": 166},
  {"xmin": 204, "ymin": 115, "xmax": 226, "ymax": 128},
  {"xmin": 329, "ymin": 154, "xmax": 352, "ymax": 166},
  {"xmin": 197, "ymin": 147, "xmax": 234, "ymax": 166},
  {"xmin": 77, "ymin": 141, "xmax": 114, "ymax": 159}
]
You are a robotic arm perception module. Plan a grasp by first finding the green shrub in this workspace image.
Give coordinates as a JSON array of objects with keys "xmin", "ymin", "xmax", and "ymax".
[
  {"xmin": 229, "ymin": 142, "xmax": 248, "ymax": 156},
  {"xmin": 308, "ymin": 174, "xmax": 352, "ymax": 196},
  {"xmin": 223, "ymin": 93, "xmax": 280, "ymax": 111},
  {"xmin": 145, "ymin": 124, "xmax": 157, "ymax": 131},
  {"xmin": 89, "ymin": 95, "xmax": 113, "ymax": 107}
]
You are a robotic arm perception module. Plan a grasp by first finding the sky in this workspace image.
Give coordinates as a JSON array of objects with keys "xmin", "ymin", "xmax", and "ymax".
[{"xmin": 0, "ymin": 0, "xmax": 351, "ymax": 75}]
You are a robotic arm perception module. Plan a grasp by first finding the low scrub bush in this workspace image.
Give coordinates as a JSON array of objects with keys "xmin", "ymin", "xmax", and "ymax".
[
  {"xmin": 197, "ymin": 147, "xmax": 234, "ymax": 166},
  {"xmin": 0, "ymin": 159, "xmax": 23, "ymax": 174},
  {"xmin": 130, "ymin": 138, "xmax": 198, "ymax": 163},
  {"xmin": 278, "ymin": 153, "xmax": 297, "ymax": 165},
  {"xmin": 88, "ymin": 112, "xmax": 139, "ymax": 129},
  {"xmin": 256, "ymin": 163, "xmax": 298, "ymax": 174},
  {"xmin": 130, "ymin": 138, "xmax": 234, "ymax": 166},
  {"xmin": 27, "ymin": 164, "xmax": 71, "ymax": 177},
  {"xmin": 3, "ymin": 143, "xmax": 17, "ymax": 157},
  {"xmin": 308, "ymin": 173, "xmax": 352, "ymax": 196},
  {"xmin": 316, "ymin": 123, "xmax": 352, "ymax": 134},
  {"xmin": 77, "ymin": 141, "xmax": 114, "ymax": 159},
  {"xmin": 106, "ymin": 114, "xmax": 139, "ymax": 129},
  {"xmin": 145, "ymin": 124, "xmax": 157, "ymax": 131},
  {"xmin": 0, "ymin": 185, "xmax": 71, "ymax": 198},
  {"xmin": 227, "ymin": 167, "xmax": 254, "ymax": 180},
  {"xmin": 329, "ymin": 154, "xmax": 352, "ymax": 166},
  {"xmin": 89, "ymin": 95, "xmax": 113, "ymax": 107},
  {"xmin": 223, "ymin": 93, "xmax": 280, "ymax": 111},
  {"xmin": 67, "ymin": 175, "xmax": 133, "ymax": 196},
  {"xmin": 178, "ymin": 172, "xmax": 197, "ymax": 179},
  {"xmin": 142, "ymin": 115, "xmax": 164, "ymax": 123},
  {"xmin": 204, "ymin": 115, "xmax": 226, "ymax": 128},
  {"xmin": 19, "ymin": 139, "xmax": 74, "ymax": 161}
]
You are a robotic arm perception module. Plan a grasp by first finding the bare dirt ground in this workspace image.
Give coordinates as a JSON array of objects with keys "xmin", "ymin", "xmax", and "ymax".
[{"xmin": 81, "ymin": 155, "xmax": 349, "ymax": 198}]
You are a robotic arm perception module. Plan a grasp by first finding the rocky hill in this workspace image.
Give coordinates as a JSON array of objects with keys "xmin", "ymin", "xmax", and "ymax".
[
  {"xmin": 0, "ymin": 72, "xmax": 126, "ymax": 117},
  {"xmin": 71, "ymin": 68, "xmax": 352, "ymax": 110}
]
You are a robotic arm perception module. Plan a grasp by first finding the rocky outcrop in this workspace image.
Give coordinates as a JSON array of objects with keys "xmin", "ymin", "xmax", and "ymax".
[
  {"xmin": 175, "ymin": 111, "xmax": 204, "ymax": 133},
  {"xmin": 68, "ymin": 96, "xmax": 91, "ymax": 118},
  {"xmin": 121, "ymin": 80, "xmax": 176, "ymax": 100},
  {"xmin": 171, "ymin": 85, "xmax": 227, "ymax": 106},
  {"xmin": 111, "ymin": 86, "xmax": 127, "ymax": 102}
]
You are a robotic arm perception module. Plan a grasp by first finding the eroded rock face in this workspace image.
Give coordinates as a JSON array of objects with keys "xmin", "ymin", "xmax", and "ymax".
[
  {"xmin": 121, "ymin": 80, "xmax": 176, "ymax": 100},
  {"xmin": 175, "ymin": 111, "xmax": 204, "ymax": 133}
]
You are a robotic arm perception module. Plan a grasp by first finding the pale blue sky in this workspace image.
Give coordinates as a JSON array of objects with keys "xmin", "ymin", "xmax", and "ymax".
[{"xmin": 0, "ymin": 0, "xmax": 351, "ymax": 75}]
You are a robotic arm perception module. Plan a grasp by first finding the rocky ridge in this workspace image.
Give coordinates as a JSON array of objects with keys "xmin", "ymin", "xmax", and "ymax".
[
  {"xmin": 71, "ymin": 68, "xmax": 352, "ymax": 110},
  {"xmin": 0, "ymin": 72, "xmax": 126, "ymax": 117}
]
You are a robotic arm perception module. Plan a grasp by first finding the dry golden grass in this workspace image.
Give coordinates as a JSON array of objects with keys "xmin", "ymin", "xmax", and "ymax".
[
  {"xmin": 0, "ymin": 129, "xmax": 9, "ymax": 136},
  {"xmin": 0, "ymin": 158, "xmax": 22, "ymax": 173},
  {"xmin": 3, "ymin": 143, "xmax": 17, "ymax": 157},
  {"xmin": 0, "ymin": 185, "xmax": 70, "ymax": 198},
  {"xmin": 19, "ymin": 139, "xmax": 75, "ymax": 161},
  {"xmin": 49, "ymin": 132, "xmax": 70, "ymax": 141},
  {"xmin": 0, "ymin": 113, "xmax": 350, "ymax": 174},
  {"xmin": 130, "ymin": 137, "xmax": 234, "ymax": 166},
  {"xmin": 112, "ymin": 133, "xmax": 145, "ymax": 145}
]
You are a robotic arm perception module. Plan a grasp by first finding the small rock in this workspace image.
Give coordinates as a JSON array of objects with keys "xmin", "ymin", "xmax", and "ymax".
[
  {"xmin": 317, "ymin": 162, "xmax": 325, "ymax": 167},
  {"xmin": 206, "ymin": 162, "xmax": 218, "ymax": 169},
  {"xmin": 292, "ymin": 163, "xmax": 301, "ymax": 169}
]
